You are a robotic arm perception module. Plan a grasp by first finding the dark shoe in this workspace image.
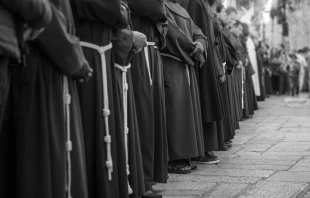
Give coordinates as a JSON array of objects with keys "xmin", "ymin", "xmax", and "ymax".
[
  {"xmin": 192, "ymin": 156, "xmax": 219, "ymax": 165},
  {"xmin": 225, "ymin": 143, "xmax": 232, "ymax": 148},
  {"xmin": 190, "ymin": 163, "xmax": 198, "ymax": 170},
  {"xmin": 142, "ymin": 191, "xmax": 162, "ymax": 198},
  {"xmin": 205, "ymin": 151, "xmax": 218, "ymax": 159},
  {"xmin": 225, "ymin": 141, "xmax": 232, "ymax": 148},
  {"xmin": 220, "ymin": 145, "xmax": 229, "ymax": 151},
  {"xmin": 187, "ymin": 158, "xmax": 198, "ymax": 170},
  {"xmin": 168, "ymin": 163, "xmax": 191, "ymax": 174}
]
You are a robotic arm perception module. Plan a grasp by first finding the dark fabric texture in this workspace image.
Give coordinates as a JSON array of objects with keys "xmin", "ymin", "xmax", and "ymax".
[
  {"xmin": 130, "ymin": 14, "xmax": 168, "ymax": 192},
  {"xmin": 162, "ymin": 1, "xmax": 205, "ymax": 160},
  {"xmin": 131, "ymin": 47, "xmax": 154, "ymax": 191},
  {"xmin": 0, "ymin": 57, "xmax": 10, "ymax": 131},
  {"xmin": 0, "ymin": 0, "xmax": 52, "ymax": 29},
  {"xmin": 179, "ymin": 0, "xmax": 227, "ymax": 152},
  {"xmin": 0, "ymin": 1, "xmax": 90, "ymax": 197},
  {"xmin": 163, "ymin": 56, "xmax": 204, "ymax": 160},
  {"xmin": 179, "ymin": 0, "xmax": 224, "ymax": 122},
  {"xmin": 72, "ymin": 0, "xmax": 132, "ymax": 197},
  {"xmin": 0, "ymin": 6, "xmax": 20, "ymax": 61},
  {"xmin": 127, "ymin": 0, "xmax": 166, "ymax": 21},
  {"xmin": 112, "ymin": 24, "xmax": 146, "ymax": 198}
]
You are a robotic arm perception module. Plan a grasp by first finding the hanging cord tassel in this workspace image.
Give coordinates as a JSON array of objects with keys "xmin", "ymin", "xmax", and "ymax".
[
  {"xmin": 63, "ymin": 76, "xmax": 73, "ymax": 198},
  {"xmin": 185, "ymin": 65, "xmax": 191, "ymax": 86},
  {"xmin": 114, "ymin": 63, "xmax": 133, "ymax": 194},
  {"xmin": 143, "ymin": 42, "xmax": 154, "ymax": 86},
  {"xmin": 80, "ymin": 42, "xmax": 113, "ymax": 180}
]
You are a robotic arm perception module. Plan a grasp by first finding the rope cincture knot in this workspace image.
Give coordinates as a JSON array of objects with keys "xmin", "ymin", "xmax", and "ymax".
[
  {"xmin": 65, "ymin": 94, "xmax": 71, "ymax": 105},
  {"xmin": 66, "ymin": 141, "xmax": 73, "ymax": 152},
  {"xmin": 104, "ymin": 135, "xmax": 112, "ymax": 143},
  {"xmin": 102, "ymin": 109, "xmax": 111, "ymax": 117},
  {"xmin": 106, "ymin": 160, "xmax": 113, "ymax": 169}
]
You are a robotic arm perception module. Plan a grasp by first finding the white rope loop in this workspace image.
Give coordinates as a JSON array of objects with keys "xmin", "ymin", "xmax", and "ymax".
[
  {"xmin": 63, "ymin": 76, "xmax": 72, "ymax": 198},
  {"xmin": 114, "ymin": 63, "xmax": 133, "ymax": 195},
  {"xmin": 80, "ymin": 41, "xmax": 113, "ymax": 180}
]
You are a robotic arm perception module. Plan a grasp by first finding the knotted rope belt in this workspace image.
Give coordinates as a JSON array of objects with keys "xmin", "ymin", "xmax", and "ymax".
[
  {"xmin": 80, "ymin": 41, "xmax": 113, "ymax": 181},
  {"xmin": 114, "ymin": 63, "xmax": 133, "ymax": 194}
]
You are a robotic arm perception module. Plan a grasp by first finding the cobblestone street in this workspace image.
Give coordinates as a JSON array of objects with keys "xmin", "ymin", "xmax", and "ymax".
[{"xmin": 154, "ymin": 94, "xmax": 310, "ymax": 198}]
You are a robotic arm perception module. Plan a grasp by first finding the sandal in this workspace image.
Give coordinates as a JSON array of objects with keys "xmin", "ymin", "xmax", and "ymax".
[
  {"xmin": 190, "ymin": 163, "xmax": 198, "ymax": 170},
  {"xmin": 168, "ymin": 163, "xmax": 191, "ymax": 174}
]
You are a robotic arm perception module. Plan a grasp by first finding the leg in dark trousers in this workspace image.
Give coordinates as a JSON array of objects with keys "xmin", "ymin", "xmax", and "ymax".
[{"xmin": 289, "ymin": 76, "xmax": 299, "ymax": 96}]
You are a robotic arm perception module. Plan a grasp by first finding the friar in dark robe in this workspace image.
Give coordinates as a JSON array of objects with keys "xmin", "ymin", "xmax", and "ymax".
[
  {"xmin": 70, "ymin": 0, "xmax": 137, "ymax": 197},
  {"xmin": 1, "ymin": 0, "xmax": 94, "ymax": 197},
  {"xmin": 240, "ymin": 22, "xmax": 258, "ymax": 118},
  {"xmin": 179, "ymin": 0, "xmax": 227, "ymax": 161},
  {"xmin": 209, "ymin": 0, "xmax": 237, "ymax": 148},
  {"xmin": 228, "ymin": 20, "xmax": 247, "ymax": 121},
  {"xmin": 217, "ymin": 8, "xmax": 241, "ymax": 132},
  {"xmin": 256, "ymin": 41, "xmax": 267, "ymax": 101},
  {"xmin": 127, "ymin": 0, "xmax": 168, "ymax": 196},
  {"xmin": 162, "ymin": 0, "xmax": 206, "ymax": 173},
  {"xmin": 111, "ymin": 18, "xmax": 149, "ymax": 198}
]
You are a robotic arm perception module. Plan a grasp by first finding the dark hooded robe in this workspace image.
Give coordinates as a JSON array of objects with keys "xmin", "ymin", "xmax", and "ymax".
[
  {"xmin": 179, "ymin": 0, "xmax": 226, "ymax": 151},
  {"xmin": 229, "ymin": 33, "xmax": 246, "ymax": 121},
  {"xmin": 162, "ymin": 0, "xmax": 206, "ymax": 161},
  {"xmin": 128, "ymin": 0, "xmax": 168, "ymax": 192},
  {"xmin": 71, "ymin": 0, "xmax": 131, "ymax": 197},
  {"xmin": 1, "ymin": 0, "xmax": 91, "ymax": 197},
  {"xmin": 213, "ymin": 16, "xmax": 236, "ymax": 142},
  {"xmin": 220, "ymin": 21, "xmax": 240, "ymax": 131}
]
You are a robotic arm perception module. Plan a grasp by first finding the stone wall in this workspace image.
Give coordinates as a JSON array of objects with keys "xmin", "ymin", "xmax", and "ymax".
[{"xmin": 287, "ymin": 0, "xmax": 310, "ymax": 51}]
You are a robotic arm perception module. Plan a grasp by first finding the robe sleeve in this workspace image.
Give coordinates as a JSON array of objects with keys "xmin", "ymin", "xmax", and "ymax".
[
  {"xmin": 36, "ymin": 4, "xmax": 86, "ymax": 76},
  {"xmin": 0, "ymin": 0, "xmax": 52, "ymax": 29},
  {"xmin": 112, "ymin": 28, "xmax": 134, "ymax": 66},
  {"xmin": 155, "ymin": 18, "xmax": 168, "ymax": 49},
  {"xmin": 162, "ymin": 7, "xmax": 194, "ymax": 66},
  {"xmin": 189, "ymin": 18, "xmax": 208, "ymax": 55},
  {"xmin": 70, "ymin": 0, "xmax": 122, "ymax": 27}
]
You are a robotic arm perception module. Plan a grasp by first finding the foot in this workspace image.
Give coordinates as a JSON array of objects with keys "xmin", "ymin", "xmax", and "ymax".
[
  {"xmin": 192, "ymin": 156, "xmax": 219, "ymax": 165},
  {"xmin": 225, "ymin": 143, "xmax": 232, "ymax": 148},
  {"xmin": 142, "ymin": 191, "xmax": 162, "ymax": 198},
  {"xmin": 205, "ymin": 151, "xmax": 218, "ymax": 159},
  {"xmin": 168, "ymin": 163, "xmax": 191, "ymax": 174}
]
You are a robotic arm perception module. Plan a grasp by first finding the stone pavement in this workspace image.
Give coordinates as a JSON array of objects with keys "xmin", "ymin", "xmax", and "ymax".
[{"xmin": 154, "ymin": 94, "xmax": 310, "ymax": 198}]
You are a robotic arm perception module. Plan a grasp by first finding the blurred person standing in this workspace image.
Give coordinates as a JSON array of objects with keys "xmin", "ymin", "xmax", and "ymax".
[
  {"xmin": 288, "ymin": 54, "xmax": 301, "ymax": 96},
  {"xmin": 296, "ymin": 49, "xmax": 307, "ymax": 93}
]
